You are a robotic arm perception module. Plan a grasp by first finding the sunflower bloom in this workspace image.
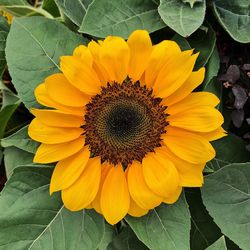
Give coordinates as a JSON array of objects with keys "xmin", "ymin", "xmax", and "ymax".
[{"xmin": 28, "ymin": 30, "xmax": 226, "ymax": 224}]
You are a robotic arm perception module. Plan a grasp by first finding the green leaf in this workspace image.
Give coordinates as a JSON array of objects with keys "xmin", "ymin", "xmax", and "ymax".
[
  {"xmin": 0, "ymin": 16, "xmax": 9, "ymax": 77},
  {"xmin": 172, "ymin": 33, "xmax": 191, "ymax": 50},
  {"xmin": 158, "ymin": 0, "xmax": 206, "ymax": 37},
  {"xmin": 0, "ymin": 165, "xmax": 105, "ymax": 249},
  {"xmin": 126, "ymin": 193, "xmax": 190, "ymax": 250},
  {"xmin": 206, "ymin": 236, "xmax": 227, "ymax": 250},
  {"xmin": 107, "ymin": 227, "xmax": 148, "ymax": 250},
  {"xmin": 98, "ymin": 223, "xmax": 116, "ymax": 250},
  {"xmin": 0, "ymin": 88, "xmax": 20, "ymax": 139},
  {"xmin": 3, "ymin": 146, "xmax": 33, "ymax": 178},
  {"xmin": 1, "ymin": 125, "xmax": 39, "ymax": 154},
  {"xmin": 213, "ymin": 0, "xmax": 250, "ymax": 43},
  {"xmin": 202, "ymin": 49, "xmax": 222, "ymax": 111},
  {"xmin": 185, "ymin": 189, "xmax": 222, "ymax": 250},
  {"xmin": 201, "ymin": 163, "xmax": 250, "ymax": 249},
  {"xmin": 187, "ymin": 22, "xmax": 216, "ymax": 69},
  {"xmin": 201, "ymin": 46, "xmax": 222, "ymax": 112},
  {"xmin": 55, "ymin": 0, "xmax": 92, "ymax": 26},
  {"xmin": 203, "ymin": 46, "xmax": 220, "ymax": 89},
  {"xmin": 42, "ymin": 0, "xmax": 60, "ymax": 17},
  {"xmin": 80, "ymin": 0, "xmax": 166, "ymax": 38},
  {"xmin": 5, "ymin": 16, "xmax": 85, "ymax": 109},
  {"xmin": 0, "ymin": 0, "xmax": 53, "ymax": 18}
]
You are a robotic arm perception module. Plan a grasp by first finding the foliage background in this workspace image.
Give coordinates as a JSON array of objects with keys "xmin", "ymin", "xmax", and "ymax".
[{"xmin": 0, "ymin": 0, "xmax": 250, "ymax": 249}]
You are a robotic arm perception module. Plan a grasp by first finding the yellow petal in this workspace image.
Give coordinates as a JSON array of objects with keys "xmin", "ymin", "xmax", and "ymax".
[
  {"xmin": 125, "ymin": 167, "xmax": 148, "ymax": 217},
  {"xmin": 99, "ymin": 36, "xmax": 130, "ymax": 83},
  {"xmin": 162, "ymin": 67, "xmax": 205, "ymax": 106},
  {"xmin": 45, "ymin": 73, "xmax": 90, "ymax": 107},
  {"xmin": 50, "ymin": 147, "xmax": 90, "ymax": 194},
  {"xmin": 31, "ymin": 109, "xmax": 83, "ymax": 128},
  {"xmin": 128, "ymin": 196, "xmax": 148, "ymax": 217},
  {"xmin": 163, "ymin": 186, "xmax": 182, "ymax": 204},
  {"xmin": 167, "ymin": 92, "xmax": 220, "ymax": 115},
  {"xmin": 28, "ymin": 118, "xmax": 83, "ymax": 144},
  {"xmin": 35, "ymin": 83, "xmax": 55, "ymax": 107},
  {"xmin": 73, "ymin": 45, "xmax": 93, "ymax": 66},
  {"xmin": 33, "ymin": 136, "xmax": 84, "ymax": 163},
  {"xmin": 62, "ymin": 157, "xmax": 101, "ymax": 211},
  {"xmin": 88, "ymin": 40, "xmax": 109, "ymax": 84},
  {"xmin": 60, "ymin": 56, "xmax": 101, "ymax": 95},
  {"xmin": 101, "ymin": 164, "xmax": 130, "ymax": 225},
  {"xmin": 127, "ymin": 30, "xmax": 152, "ymax": 81},
  {"xmin": 145, "ymin": 40, "xmax": 181, "ymax": 88},
  {"xmin": 127, "ymin": 161, "xmax": 162, "ymax": 210},
  {"xmin": 198, "ymin": 127, "xmax": 227, "ymax": 141},
  {"xmin": 154, "ymin": 52, "xmax": 199, "ymax": 98},
  {"xmin": 142, "ymin": 151, "xmax": 180, "ymax": 197},
  {"xmin": 101, "ymin": 165, "xmax": 130, "ymax": 225},
  {"xmin": 168, "ymin": 107, "xmax": 224, "ymax": 132},
  {"xmin": 34, "ymin": 84, "xmax": 84, "ymax": 116},
  {"xmin": 92, "ymin": 162, "xmax": 112, "ymax": 214},
  {"xmin": 158, "ymin": 147, "xmax": 204, "ymax": 187},
  {"xmin": 162, "ymin": 127, "xmax": 215, "ymax": 164}
]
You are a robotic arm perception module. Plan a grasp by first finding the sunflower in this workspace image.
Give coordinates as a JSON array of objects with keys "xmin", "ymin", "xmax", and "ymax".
[{"xmin": 28, "ymin": 30, "xmax": 226, "ymax": 224}]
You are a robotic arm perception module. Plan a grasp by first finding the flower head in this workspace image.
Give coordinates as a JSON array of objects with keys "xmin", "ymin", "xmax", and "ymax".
[{"xmin": 28, "ymin": 30, "xmax": 226, "ymax": 224}]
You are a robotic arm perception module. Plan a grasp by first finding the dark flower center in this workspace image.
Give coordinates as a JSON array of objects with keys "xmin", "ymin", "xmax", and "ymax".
[
  {"xmin": 107, "ymin": 104, "xmax": 142, "ymax": 137},
  {"xmin": 83, "ymin": 79, "xmax": 168, "ymax": 166}
]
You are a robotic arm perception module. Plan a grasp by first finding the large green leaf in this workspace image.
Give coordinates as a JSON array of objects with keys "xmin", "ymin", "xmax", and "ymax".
[
  {"xmin": 55, "ymin": 0, "xmax": 92, "ymax": 26},
  {"xmin": 158, "ymin": 0, "xmax": 206, "ymax": 37},
  {"xmin": 1, "ymin": 125, "xmax": 39, "ymax": 154},
  {"xmin": 205, "ymin": 134, "xmax": 250, "ymax": 173},
  {"xmin": 0, "ymin": 16, "xmax": 9, "ymax": 77},
  {"xmin": 107, "ymin": 227, "xmax": 148, "ymax": 250},
  {"xmin": 126, "ymin": 193, "xmax": 190, "ymax": 250},
  {"xmin": 201, "ymin": 163, "xmax": 250, "ymax": 250},
  {"xmin": 3, "ymin": 146, "xmax": 33, "ymax": 178},
  {"xmin": 206, "ymin": 236, "xmax": 227, "ymax": 250},
  {"xmin": 5, "ymin": 16, "xmax": 85, "ymax": 109},
  {"xmin": 0, "ymin": 165, "xmax": 105, "ymax": 249},
  {"xmin": 0, "ymin": 0, "xmax": 53, "ymax": 18},
  {"xmin": 185, "ymin": 189, "xmax": 222, "ymax": 250},
  {"xmin": 80, "ymin": 0, "xmax": 166, "ymax": 38},
  {"xmin": 213, "ymin": 0, "xmax": 250, "ymax": 43}
]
